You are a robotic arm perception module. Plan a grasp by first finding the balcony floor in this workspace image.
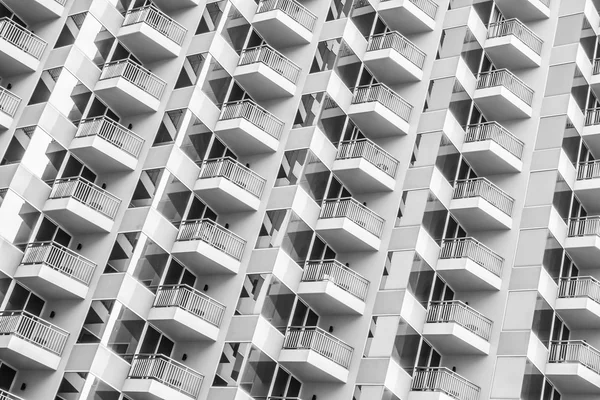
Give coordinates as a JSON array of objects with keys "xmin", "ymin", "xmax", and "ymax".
[
  {"xmin": 546, "ymin": 363, "xmax": 600, "ymax": 394},
  {"xmin": 2, "ymin": 0, "xmax": 62, "ymax": 23},
  {"xmin": 194, "ymin": 177, "xmax": 260, "ymax": 213},
  {"xmin": 95, "ymin": 77, "xmax": 161, "ymax": 115},
  {"xmin": 485, "ymin": 37, "xmax": 541, "ymax": 70},
  {"xmin": 474, "ymin": 86, "xmax": 532, "ymax": 121},
  {"xmin": 123, "ymin": 379, "xmax": 195, "ymax": 400},
  {"xmin": 253, "ymin": 11, "xmax": 312, "ymax": 48},
  {"xmin": 555, "ymin": 298, "xmax": 600, "ymax": 329},
  {"xmin": 214, "ymin": 118, "xmax": 279, "ymax": 155},
  {"xmin": 234, "ymin": 63, "xmax": 296, "ymax": 100},
  {"xmin": 422, "ymin": 322, "xmax": 490, "ymax": 355},
  {"xmin": 364, "ymin": 49, "xmax": 423, "ymax": 84},
  {"xmin": 436, "ymin": 258, "xmax": 502, "ymax": 291},
  {"xmin": 462, "ymin": 140, "xmax": 522, "ymax": 175},
  {"xmin": 574, "ymin": 179, "xmax": 600, "ymax": 213},
  {"xmin": 70, "ymin": 135, "xmax": 138, "ymax": 172},
  {"xmin": 315, "ymin": 217, "xmax": 381, "ymax": 252},
  {"xmin": 0, "ymin": 335, "xmax": 61, "ymax": 370},
  {"xmin": 0, "ymin": 40, "xmax": 39, "ymax": 76},
  {"xmin": 279, "ymin": 348, "xmax": 349, "ymax": 383},
  {"xmin": 449, "ymin": 197, "xmax": 512, "ymax": 231},
  {"xmin": 348, "ymin": 102, "xmax": 409, "ymax": 138},
  {"xmin": 582, "ymin": 124, "xmax": 600, "ymax": 157},
  {"xmin": 495, "ymin": 0, "xmax": 550, "ymax": 21},
  {"xmin": 377, "ymin": 0, "xmax": 435, "ymax": 34},
  {"xmin": 151, "ymin": 0, "xmax": 200, "ymax": 10},
  {"xmin": 407, "ymin": 392, "xmax": 457, "ymax": 400},
  {"xmin": 564, "ymin": 235, "xmax": 600, "ymax": 270},
  {"xmin": 43, "ymin": 197, "xmax": 115, "ymax": 234},
  {"xmin": 333, "ymin": 158, "xmax": 396, "ymax": 193},
  {"xmin": 14, "ymin": 264, "xmax": 88, "ymax": 299},
  {"xmin": 297, "ymin": 281, "xmax": 366, "ymax": 315},
  {"xmin": 118, "ymin": 24, "xmax": 181, "ymax": 63},
  {"xmin": 171, "ymin": 239, "xmax": 241, "ymax": 275},
  {"xmin": 0, "ymin": 111, "xmax": 14, "ymax": 130},
  {"xmin": 147, "ymin": 306, "xmax": 219, "ymax": 341}
]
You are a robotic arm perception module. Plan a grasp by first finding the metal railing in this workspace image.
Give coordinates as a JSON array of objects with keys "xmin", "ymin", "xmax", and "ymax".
[
  {"xmin": 439, "ymin": 238, "xmax": 503, "ymax": 278},
  {"xmin": 351, "ymin": 84, "xmax": 412, "ymax": 123},
  {"xmin": 366, "ymin": 31, "xmax": 426, "ymax": 68},
  {"xmin": 153, "ymin": 284, "xmax": 226, "ymax": 327},
  {"xmin": 256, "ymin": 0, "xmax": 317, "ymax": 31},
  {"xmin": 487, "ymin": 18, "xmax": 543, "ymax": 55},
  {"xmin": 123, "ymin": 5, "xmax": 187, "ymax": 45},
  {"xmin": 75, "ymin": 117, "xmax": 144, "ymax": 158},
  {"xmin": 585, "ymin": 107, "xmax": 600, "ymax": 126},
  {"xmin": 577, "ymin": 160, "xmax": 600, "ymax": 180},
  {"xmin": 283, "ymin": 326, "xmax": 353, "ymax": 368},
  {"xmin": 49, "ymin": 177, "xmax": 121, "ymax": 220},
  {"xmin": 558, "ymin": 276, "xmax": 600, "ymax": 304},
  {"xmin": 0, "ymin": 18, "xmax": 47, "ymax": 60},
  {"xmin": 465, "ymin": 122, "xmax": 524, "ymax": 160},
  {"xmin": 593, "ymin": 58, "xmax": 600, "ymax": 75},
  {"xmin": 0, "ymin": 389, "xmax": 23, "ymax": 400},
  {"xmin": 239, "ymin": 45, "xmax": 301, "ymax": 84},
  {"xmin": 0, "ymin": 311, "xmax": 69, "ymax": 355},
  {"xmin": 336, "ymin": 138, "xmax": 399, "ymax": 178},
  {"xmin": 412, "ymin": 367, "xmax": 480, "ymax": 400},
  {"xmin": 0, "ymin": 86, "xmax": 20, "ymax": 118},
  {"xmin": 21, "ymin": 242, "xmax": 96, "ymax": 286},
  {"xmin": 219, "ymin": 100, "xmax": 284, "ymax": 140},
  {"xmin": 198, "ymin": 157, "xmax": 266, "ymax": 198},
  {"xmin": 176, "ymin": 219, "xmax": 246, "ymax": 261},
  {"xmin": 567, "ymin": 216, "xmax": 600, "ymax": 237},
  {"xmin": 476, "ymin": 69, "xmax": 534, "ymax": 106},
  {"xmin": 302, "ymin": 260, "xmax": 369, "ymax": 301},
  {"xmin": 549, "ymin": 340, "xmax": 600, "ymax": 375},
  {"xmin": 452, "ymin": 178, "xmax": 514, "ymax": 216},
  {"xmin": 320, "ymin": 197, "xmax": 385, "ymax": 238},
  {"xmin": 426, "ymin": 301, "xmax": 493, "ymax": 341},
  {"xmin": 99, "ymin": 59, "xmax": 166, "ymax": 100},
  {"xmin": 127, "ymin": 354, "xmax": 203, "ymax": 398}
]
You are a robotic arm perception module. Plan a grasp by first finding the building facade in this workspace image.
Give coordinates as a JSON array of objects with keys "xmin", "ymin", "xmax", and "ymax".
[{"xmin": 0, "ymin": 0, "xmax": 594, "ymax": 399}]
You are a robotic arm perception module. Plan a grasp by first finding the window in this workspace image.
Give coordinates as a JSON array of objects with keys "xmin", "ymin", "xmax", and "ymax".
[
  {"xmin": 196, "ymin": 1, "xmax": 225, "ymax": 34},
  {"xmin": 77, "ymin": 300, "xmax": 115, "ymax": 343},
  {"xmin": 153, "ymin": 110, "xmax": 185, "ymax": 146},
  {"xmin": 175, "ymin": 53, "xmax": 206, "ymax": 89}
]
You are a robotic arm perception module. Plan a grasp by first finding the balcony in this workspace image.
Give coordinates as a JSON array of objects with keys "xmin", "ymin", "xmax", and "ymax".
[
  {"xmin": 377, "ymin": 0, "xmax": 437, "ymax": 34},
  {"xmin": 123, "ymin": 354, "xmax": 204, "ymax": 400},
  {"xmin": 1, "ymin": 0, "xmax": 66, "ymax": 23},
  {"xmin": 215, "ymin": 100, "xmax": 284, "ymax": 155},
  {"xmin": 495, "ymin": 0, "xmax": 550, "ymax": 21},
  {"xmin": 14, "ymin": 242, "xmax": 96, "ymax": 300},
  {"xmin": 151, "ymin": 0, "xmax": 200, "ymax": 11},
  {"xmin": 409, "ymin": 367, "xmax": 480, "ymax": 400},
  {"xmin": 474, "ymin": 69, "xmax": 534, "ymax": 120},
  {"xmin": 485, "ymin": 19, "xmax": 543, "ymax": 69},
  {"xmin": 118, "ymin": 5, "xmax": 186, "ymax": 62},
  {"xmin": 436, "ymin": 238, "xmax": 503, "ymax": 291},
  {"xmin": 547, "ymin": 341, "xmax": 600, "ymax": 394},
  {"xmin": 315, "ymin": 197, "xmax": 384, "ymax": 252},
  {"xmin": 364, "ymin": 31, "xmax": 425, "ymax": 84},
  {"xmin": 234, "ymin": 45, "xmax": 300, "ymax": 99},
  {"xmin": 95, "ymin": 60, "xmax": 166, "ymax": 114},
  {"xmin": 575, "ymin": 161, "xmax": 600, "ymax": 213},
  {"xmin": 347, "ymin": 84, "xmax": 412, "ymax": 137},
  {"xmin": 148, "ymin": 285, "xmax": 225, "ymax": 342},
  {"xmin": 297, "ymin": 260, "xmax": 369, "ymax": 315},
  {"xmin": 423, "ymin": 301, "xmax": 492, "ymax": 355},
  {"xmin": 43, "ymin": 177, "xmax": 121, "ymax": 234},
  {"xmin": 449, "ymin": 178, "xmax": 514, "ymax": 231},
  {"xmin": 583, "ymin": 108, "xmax": 600, "ymax": 155},
  {"xmin": 592, "ymin": 61, "xmax": 600, "ymax": 97},
  {"xmin": 0, "ymin": 389, "xmax": 23, "ymax": 400},
  {"xmin": 170, "ymin": 219, "xmax": 245, "ymax": 275},
  {"xmin": 253, "ymin": 0, "xmax": 317, "ymax": 48},
  {"xmin": 0, "ymin": 18, "xmax": 47, "ymax": 76},
  {"xmin": 70, "ymin": 117, "xmax": 144, "ymax": 172},
  {"xmin": 332, "ymin": 139, "xmax": 398, "ymax": 193},
  {"xmin": 565, "ymin": 217, "xmax": 600, "ymax": 269},
  {"xmin": 0, "ymin": 311, "xmax": 68, "ymax": 370},
  {"xmin": 555, "ymin": 277, "xmax": 600, "ymax": 329},
  {"xmin": 279, "ymin": 326, "xmax": 353, "ymax": 383},
  {"xmin": 462, "ymin": 122, "xmax": 524, "ymax": 174},
  {"xmin": 194, "ymin": 157, "xmax": 266, "ymax": 213},
  {"xmin": 0, "ymin": 86, "xmax": 21, "ymax": 130}
]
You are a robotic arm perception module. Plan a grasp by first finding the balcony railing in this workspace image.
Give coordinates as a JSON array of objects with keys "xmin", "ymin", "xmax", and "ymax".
[
  {"xmin": 0, "ymin": 389, "xmax": 23, "ymax": 400},
  {"xmin": 567, "ymin": 216, "xmax": 600, "ymax": 237},
  {"xmin": 176, "ymin": 219, "xmax": 246, "ymax": 261},
  {"xmin": 219, "ymin": 100, "xmax": 284, "ymax": 140},
  {"xmin": 351, "ymin": 83, "xmax": 413, "ymax": 123},
  {"xmin": 336, "ymin": 138, "xmax": 399, "ymax": 178},
  {"xmin": 487, "ymin": 18, "xmax": 543, "ymax": 55},
  {"xmin": 239, "ymin": 45, "xmax": 301, "ymax": 84},
  {"xmin": 302, "ymin": 260, "xmax": 369, "ymax": 301},
  {"xmin": 440, "ymin": 238, "xmax": 504, "ymax": 278},
  {"xmin": 123, "ymin": 5, "xmax": 187, "ymax": 45},
  {"xmin": 366, "ymin": 31, "xmax": 426, "ymax": 68},
  {"xmin": 558, "ymin": 276, "xmax": 600, "ymax": 304},
  {"xmin": 412, "ymin": 367, "xmax": 480, "ymax": 400},
  {"xmin": 99, "ymin": 60, "xmax": 166, "ymax": 100},
  {"xmin": 379, "ymin": 0, "xmax": 438, "ymax": 19},
  {"xmin": 586, "ymin": 107, "xmax": 600, "ymax": 126},
  {"xmin": 153, "ymin": 284, "xmax": 226, "ymax": 327},
  {"xmin": 465, "ymin": 122, "xmax": 524, "ymax": 160},
  {"xmin": 256, "ymin": 0, "xmax": 317, "ymax": 31},
  {"xmin": 198, "ymin": 157, "xmax": 266, "ymax": 198},
  {"xmin": 426, "ymin": 301, "xmax": 493, "ymax": 341},
  {"xmin": 453, "ymin": 178, "xmax": 514, "ymax": 216},
  {"xmin": 0, "ymin": 18, "xmax": 47, "ymax": 60},
  {"xmin": 577, "ymin": 160, "xmax": 600, "ymax": 180},
  {"xmin": 283, "ymin": 326, "xmax": 353, "ymax": 368},
  {"xmin": 127, "ymin": 354, "xmax": 203, "ymax": 398},
  {"xmin": 593, "ymin": 58, "xmax": 600, "ymax": 75},
  {"xmin": 49, "ymin": 177, "xmax": 121, "ymax": 220},
  {"xmin": 0, "ymin": 311, "xmax": 68, "ymax": 355},
  {"xmin": 320, "ymin": 197, "xmax": 385, "ymax": 238},
  {"xmin": 75, "ymin": 117, "xmax": 144, "ymax": 158},
  {"xmin": 21, "ymin": 242, "xmax": 96, "ymax": 286},
  {"xmin": 0, "ymin": 86, "xmax": 20, "ymax": 118},
  {"xmin": 476, "ymin": 69, "xmax": 534, "ymax": 106},
  {"xmin": 549, "ymin": 340, "xmax": 600, "ymax": 375}
]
